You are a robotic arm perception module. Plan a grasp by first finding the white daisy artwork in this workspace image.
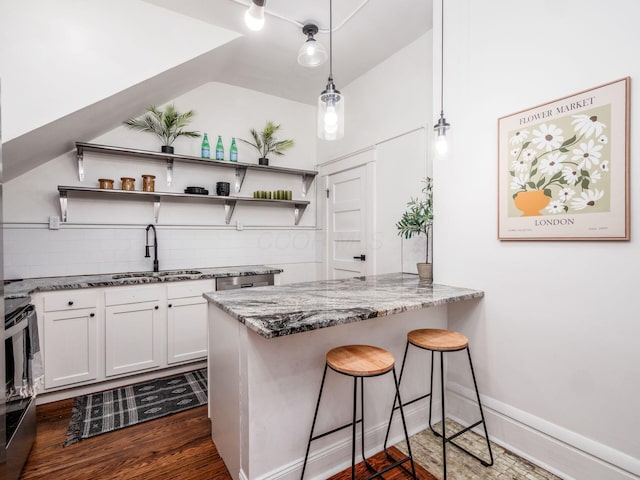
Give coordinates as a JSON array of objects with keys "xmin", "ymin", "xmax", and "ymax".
[{"xmin": 498, "ymin": 78, "xmax": 629, "ymax": 240}]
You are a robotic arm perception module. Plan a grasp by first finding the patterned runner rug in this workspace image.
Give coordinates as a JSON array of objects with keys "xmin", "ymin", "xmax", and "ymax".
[{"xmin": 64, "ymin": 368, "xmax": 207, "ymax": 446}]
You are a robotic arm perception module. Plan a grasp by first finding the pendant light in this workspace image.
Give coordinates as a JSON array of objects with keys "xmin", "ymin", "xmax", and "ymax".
[
  {"xmin": 298, "ymin": 24, "xmax": 328, "ymax": 67},
  {"xmin": 245, "ymin": 0, "xmax": 265, "ymax": 31},
  {"xmin": 317, "ymin": 0, "xmax": 344, "ymax": 141},
  {"xmin": 434, "ymin": 0, "xmax": 450, "ymax": 155}
]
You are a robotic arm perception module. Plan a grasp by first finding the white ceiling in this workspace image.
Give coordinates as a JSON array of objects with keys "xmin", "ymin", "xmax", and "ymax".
[
  {"xmin": 143, "ymin": 0, "xmax": 433, "ymax": 104},
  {"xmin": 1, "ymin": 0, "xmax": 432, "ymax": 180}
]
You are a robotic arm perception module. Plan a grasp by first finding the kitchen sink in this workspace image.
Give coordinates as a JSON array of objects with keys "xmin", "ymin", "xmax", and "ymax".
[
  {"xmin": 112, "ymin": 270, "xmax": 202, "ymax": 280},
  {"xmin": 154, "ymin": 270, "xmax": 202, "ymax": 277}
]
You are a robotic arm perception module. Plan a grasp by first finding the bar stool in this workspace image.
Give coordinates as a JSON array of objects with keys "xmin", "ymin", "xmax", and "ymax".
[
  {"xmin": 301, "ymin": 344, "xmax": 417, "ymax": 480},
  {"xmin": 384, "ymin": 329, "xmax": 493, "ymax": 479}
]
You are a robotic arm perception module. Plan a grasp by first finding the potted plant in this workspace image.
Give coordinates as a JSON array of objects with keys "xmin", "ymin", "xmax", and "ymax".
[
  {"xmin": 239, "ymin": 121, "xmax": 295, "ymax": 165},
  {"xmin": 124, "ymin": 104, "xmax": 201, "ymax": 154},
  {"xmin": 396, "ymin": 177, "xmax": 434, "ymax": 281}
]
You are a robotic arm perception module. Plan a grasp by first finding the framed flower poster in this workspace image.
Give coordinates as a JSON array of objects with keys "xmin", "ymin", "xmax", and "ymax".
[{"xmin": 498, "ymin": 77, "xmax": 630, "ymax": 240}]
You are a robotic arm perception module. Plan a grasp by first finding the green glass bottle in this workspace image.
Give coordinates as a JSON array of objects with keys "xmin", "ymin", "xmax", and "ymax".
[
  {"xmin": 215, "ymin": 135, "xmax": 224, "ymax": 161},
  {"xmin": 201, "ymin": 133, "xmax": 210, "ymax": 159},
  {"xmin": 230, "ymin": 138, "xmax": 238, "ymax": 162}
]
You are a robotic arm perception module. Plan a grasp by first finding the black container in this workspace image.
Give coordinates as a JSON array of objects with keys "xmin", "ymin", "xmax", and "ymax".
[
  {"xmin": 216, "ymin": 182, "xmax": 230, "ymax": 196},
  {"xmin": 185, "ymin": 186, "xmax": 208, "ymax": 195}
]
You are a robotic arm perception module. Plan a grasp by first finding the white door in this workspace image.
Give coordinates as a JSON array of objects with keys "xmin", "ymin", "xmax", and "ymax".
[
  {"xmin": 327, "ymin": 165, "xmax": 368, "ymax": 279},
  {"xmin": 105, "ymin": 301, "xmax": 162, "ymax": 377},
  {"xmin": 44, "ymin": 308, "xmax": 98, "ymax": 388},
  {"xmin": 167, "ymin": 296, "xmax": 208, "ymax": 364}
]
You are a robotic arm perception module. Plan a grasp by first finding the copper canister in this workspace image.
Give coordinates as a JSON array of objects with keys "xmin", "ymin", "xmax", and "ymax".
[
  {"xmin": 121, "ymin": 177, "xmax": 135, "ymax": 191},
  {"xmin": 142, "ymin": 174, "xmax": 156, "ymax": 192},
  {"xmin": 98, "ymin": 178, "xmax": 114, "ymax": 189}
]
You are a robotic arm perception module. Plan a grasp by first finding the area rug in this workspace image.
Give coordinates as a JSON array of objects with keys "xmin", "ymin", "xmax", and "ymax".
[{"xmin": 64, "ymin": 368, "xmax": 207, "ymax": 446}]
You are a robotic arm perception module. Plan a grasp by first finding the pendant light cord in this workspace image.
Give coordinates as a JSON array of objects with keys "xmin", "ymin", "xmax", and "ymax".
[
  {"xmin": 329, "ymin": 0, "xmax": 333, "ymax": 80},
  {"xmin": 439, "ymin": 0, "xmax": 444, "ymax": 117}
]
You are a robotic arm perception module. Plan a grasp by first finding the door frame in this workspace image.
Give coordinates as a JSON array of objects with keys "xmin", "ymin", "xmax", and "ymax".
[{"xmin": 319, "ymin": 147, "xmax": 376, "ymax": 280}]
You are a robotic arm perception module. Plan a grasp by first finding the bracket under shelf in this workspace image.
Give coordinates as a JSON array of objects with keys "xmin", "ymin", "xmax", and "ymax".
[
  {"xmin": 224, "ymin": 200, "xmax": 237, "ymax": 224},
  {"xmin": 235, "ymin": 167, "xmax": 247, "ymax": 193},
  {"xmin": 153, "ymin": 198, "xmax": 161, "ymax": 223},
  {"xmin": 166, "ymin": 159, "xmax": 174, "ymax": 187},
  {"xmin": 77, "ymin": 146, "xmax": 85, "ymax": 181},
  {"xmin": 301, "ymin": 174, "xmax": 314, "ymax": 197},
  {"xmin": 59, "ymin": 191, "xmax": 69, "ymax": 222},
  {"xmin": 293, "ymin": 203, "xmax": 307, "ymax": 226}
]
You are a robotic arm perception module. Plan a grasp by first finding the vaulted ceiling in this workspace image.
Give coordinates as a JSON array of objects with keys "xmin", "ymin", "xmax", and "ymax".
[{"xmin": 0, "ymin": 0, "xmax": 432, "ymax": 181}]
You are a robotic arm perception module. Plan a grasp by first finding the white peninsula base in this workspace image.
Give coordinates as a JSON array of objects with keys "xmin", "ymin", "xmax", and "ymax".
[{"xmin": 208, "ymin": 304, "xmax": 447, "ymax": 480}]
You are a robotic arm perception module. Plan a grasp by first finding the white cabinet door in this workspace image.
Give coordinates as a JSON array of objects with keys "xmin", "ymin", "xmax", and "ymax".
[
  {"xmin": 44, "ymin": 307, "xmax": 98, "ymax": 388},
  {"xmin": 105, "ymin": 301, "xmax": 162, "ymax": 377},
  {"xmin": 167, "ymin": 296, "xmax": 208, "ymax": 364}
]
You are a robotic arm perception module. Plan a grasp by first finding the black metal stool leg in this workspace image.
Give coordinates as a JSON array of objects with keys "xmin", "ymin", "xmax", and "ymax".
[
  {"xmin": 383, "ymin": 339, "xmax": 410, "ymax": 450},
  {"xmin": 301, "ymin": 363, "xmax": 329, "ymax": 480},
  {"xmin": 428, "ymin": 350, "xmax": 438, "ymax": 436},
  {"xmin": 351, "ymin": 376, "xmax": 358, "ymax": 480},
  {"xmin": 393, "ymin": 366, "xmax": 417, "ymax": 479},
  {"xmin": 360, "ymin": 377, "xmax": 376, "ymax": 472},
  {"xmin": 440, "ymin": 351, "xmax": 447, "ymax": 480},
  {"xmin": 466, "ymin": 346, "xmax": 494, "ymax": 466}
]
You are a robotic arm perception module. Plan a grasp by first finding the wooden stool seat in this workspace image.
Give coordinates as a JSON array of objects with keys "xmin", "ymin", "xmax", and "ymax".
[
  {"xmin": 326, "ymin": 345, "xmax": 395, "ymax": 376},
  {"xmin": 408, "ymin": 328, "xmax": 468, "ymax": 351}
]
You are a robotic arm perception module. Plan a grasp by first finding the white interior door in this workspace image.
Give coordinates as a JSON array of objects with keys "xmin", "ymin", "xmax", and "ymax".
[{"xmin": 327, "ymin": 165, "xmax": 367, "ymax": 279}]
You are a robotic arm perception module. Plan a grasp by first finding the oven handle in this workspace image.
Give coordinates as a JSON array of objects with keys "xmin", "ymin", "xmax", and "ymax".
[{"xmin": 4, "ymin": 317, "xmax": 29, "ymax": 340}]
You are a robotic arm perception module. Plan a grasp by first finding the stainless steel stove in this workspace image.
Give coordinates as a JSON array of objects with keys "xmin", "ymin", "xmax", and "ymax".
[{"xmin": 4, "ymin": 296, "xmax": 37, "ymax": 480}]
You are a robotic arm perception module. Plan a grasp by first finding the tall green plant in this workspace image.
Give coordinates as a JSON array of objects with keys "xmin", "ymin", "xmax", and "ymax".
[
  {"xmin": 124, "ymin": 104, "xmax": 200, "ymax": 146},
  {"xmin": 239, "ymin": 121, "xmax": 295, "ymax": 158},
  {"xmin": 396, "ymin": 177, "xmax": 433, "ymax": 263}
]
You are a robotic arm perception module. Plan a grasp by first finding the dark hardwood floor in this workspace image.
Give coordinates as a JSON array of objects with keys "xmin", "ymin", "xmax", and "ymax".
[
  {"xmin": 20, "ymin": 400, "xmax": 229, "ymax": 480},
  {"xmin": 21, "ymin": 399, "xmax": 434, "ymax": 479}
]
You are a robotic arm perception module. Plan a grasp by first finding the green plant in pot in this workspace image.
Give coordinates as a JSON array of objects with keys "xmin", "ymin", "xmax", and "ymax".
[
  {"xmin": 239, "ymin": 120, "xmax": 295, "ymax": 166},
  {"xmin": 123, "ymin": 104, "xmax": 200, "ymax": 154},
  {"xmin": 396, "ymin": 177, "xmax": 434, "ymax": 281}
]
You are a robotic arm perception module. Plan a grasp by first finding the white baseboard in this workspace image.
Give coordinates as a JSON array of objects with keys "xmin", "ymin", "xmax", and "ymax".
[
  {"xmin": 447, "ymin": 381, "xmax": 640, "ymax": 480},
  {"xmin": 251, "ymin": 398, "xmax": 436, "ymax": 480},
  {"xmin": 36, "ymin": 361, "xmax": 207, "ymax": 404}
]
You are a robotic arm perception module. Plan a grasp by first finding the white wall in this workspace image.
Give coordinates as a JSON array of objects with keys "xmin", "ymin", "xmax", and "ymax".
[
  {"xmin": 435, "ymin": 1, "xmax": 640, "ymax": 479},
  {"xmin": 3, "ymin": 82, "xmax": 320, "ymax": 281},
  {"xmin": 317, "ymin": 32, "xmax": 432, "ymax": 278}
]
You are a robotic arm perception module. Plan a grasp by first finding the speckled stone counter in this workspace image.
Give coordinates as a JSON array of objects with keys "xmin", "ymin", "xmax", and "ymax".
[
  {"xmin": 4, "ymin": 265, "xmax": 282, "ymax": 299},
  {"xmin": 204, "ymin": 272, "xmax": 484, "ymax": 339}
]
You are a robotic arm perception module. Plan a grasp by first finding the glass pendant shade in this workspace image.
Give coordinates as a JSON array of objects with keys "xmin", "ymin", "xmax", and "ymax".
[
  {"xmin": 434, "ymin": 113, "xmax": 450, "ymax": 155},
  {"xmin": 317, "ymin": 83, "xmax": 344, "ymax": 140},
  {"xmin": 316, "ymin": 0, "xmax": 344, "ymax": 141},
  {"xmin": 298, "ymin": 38, "xmax": 328, "ymax": 67},
  {"xmin": 244, "ymin": 1, "xmax": 265, "ymax": 31}
]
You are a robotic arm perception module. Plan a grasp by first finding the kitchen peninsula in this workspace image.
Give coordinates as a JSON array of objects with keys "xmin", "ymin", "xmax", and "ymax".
[{"xmin": 205, "ymin": 273, "xmax": 484, "ymax": 480}]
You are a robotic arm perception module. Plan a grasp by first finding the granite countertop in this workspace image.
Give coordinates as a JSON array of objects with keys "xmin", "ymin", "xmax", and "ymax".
[
  {"xmin": 204, "ymin": 272, "xmax": 484, "ymax": 339},
  {"xmin": 4, "ymin": 265, "xmax": 283, "ymax": 299}
]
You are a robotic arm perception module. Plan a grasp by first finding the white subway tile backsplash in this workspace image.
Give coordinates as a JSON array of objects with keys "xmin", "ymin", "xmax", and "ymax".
[{"xmin": 4, "ymin": 227, "xmax": 318, "ymax": 278}]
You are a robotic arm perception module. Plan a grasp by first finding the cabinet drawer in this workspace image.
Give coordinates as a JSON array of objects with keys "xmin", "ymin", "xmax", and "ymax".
[
  {"xmin": 167, "ymin": 280, "xmax": 214, "ymax": 299},
  {"xmin": 105, "ymin": 286, "xmax": 162, "ymax": 306},
  {"xmin": 44, "ymin": 291, "xmax": 98, "ymax": 312}
]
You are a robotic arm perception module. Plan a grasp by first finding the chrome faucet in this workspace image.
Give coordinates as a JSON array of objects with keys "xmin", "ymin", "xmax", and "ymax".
[{"xmin": 145, "ymin": 224, "xmax": 159, "ymax": 272}]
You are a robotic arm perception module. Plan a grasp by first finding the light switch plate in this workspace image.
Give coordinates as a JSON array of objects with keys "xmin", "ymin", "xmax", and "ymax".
[{"xmin": 49, "ymin": 215, "xmax": 60, "ymax": 230}]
